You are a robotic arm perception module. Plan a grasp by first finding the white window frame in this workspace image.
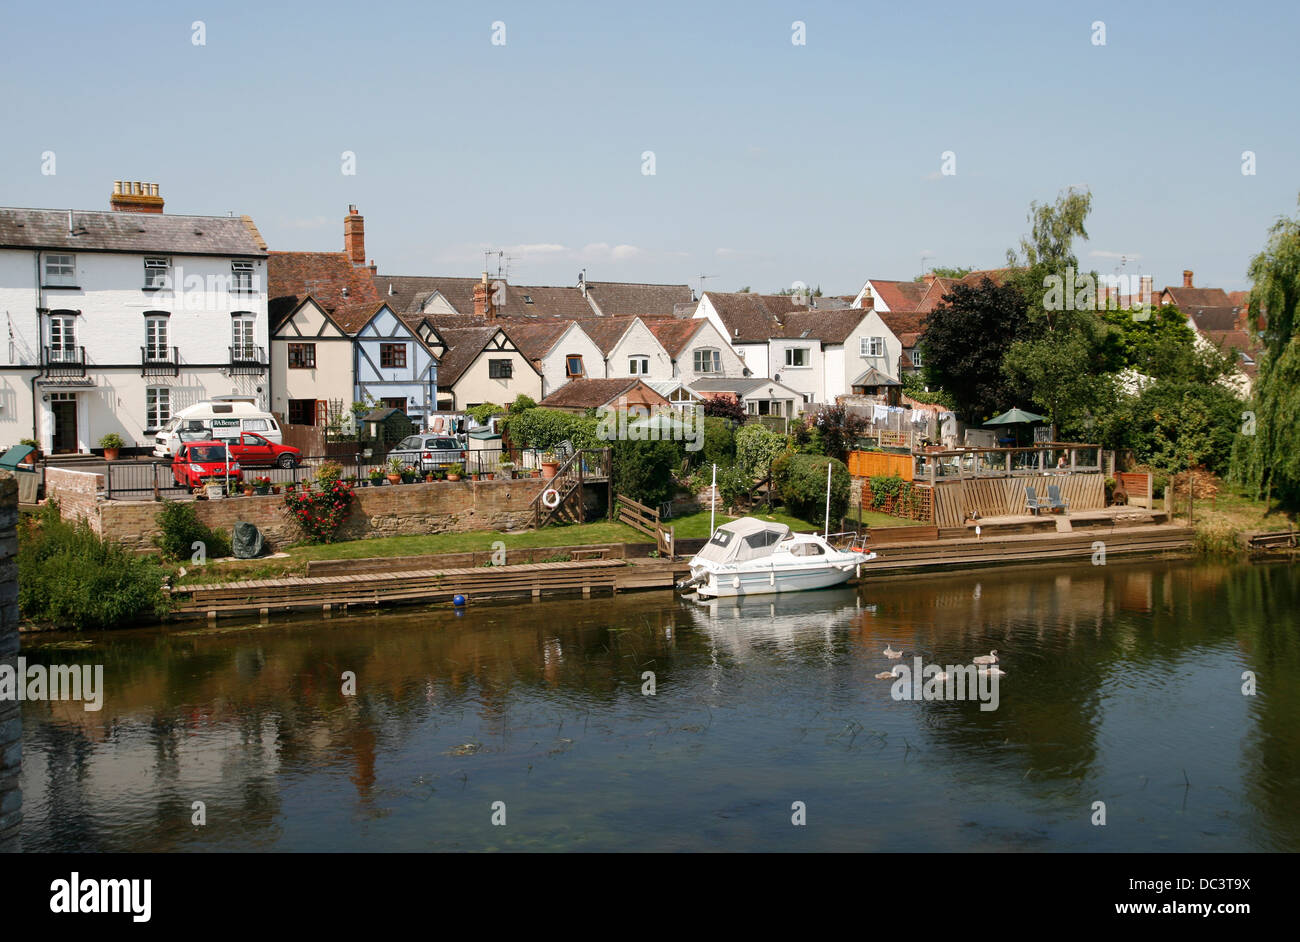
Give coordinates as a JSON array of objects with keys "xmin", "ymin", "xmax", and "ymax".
[
  {"xmin": 911, "ymin": 348, "xmax": 923, "ymax": 368},
  {"xmin": 146, "ymin": 386, "xmax": 171, "ymax": 430},
  {"xmin": 145, "ymin": 314, "xmax": 169, "ymax": 359},
  {"xmin": 231, "ymin": 314, "xmax": 256, "ymax": 359},
  {"xmin": 694, "ymin": 348, "xmax": 721, "ymax": 373},
  {"xmin": 49, "ymin": 313, "xmax": 77, "ymax": 360},
  {"xmin": 861, "ymin": 336, "xmax": 884, "ymax": 357},
  {"xmin": 44, "ymin": 254, "xmax": 76, "ymax": 286},
  {"xmin": 628, "ymin": 355, "xmax": 649, "ymax": 375},
  {"xmin": 231, "ymin": 260, "xmax": 254, "ymax": 292},
  {"xmin": 144, "ymin": 256, "xmax": 171, "ymax": 289},
  {"xmin": 785, "ymin": 347, "xmax": 810, "ymax": 368}
]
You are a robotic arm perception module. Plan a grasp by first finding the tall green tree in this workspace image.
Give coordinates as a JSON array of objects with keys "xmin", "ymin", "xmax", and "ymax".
[
  {"xmin": 920, "ymin": 277, "xmax": 1029, "ymax": 423},
  {"xmin": 1232, "ymin": 195, "xmax": 1300, "ymax": 505}
]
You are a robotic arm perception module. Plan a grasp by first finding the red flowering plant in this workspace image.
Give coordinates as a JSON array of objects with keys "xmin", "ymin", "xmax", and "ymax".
[{"xmin": 283, "ymin": 478, "xmax": 355, "ymax": 543}]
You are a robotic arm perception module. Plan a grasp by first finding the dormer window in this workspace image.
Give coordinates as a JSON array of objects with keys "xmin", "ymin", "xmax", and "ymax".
[
  {"xmin": 144, "ymin": 256, "xmax": 171, "ymax": 289},
  {"xmin": 566, "ymin": 354, "xmax": 584, "ymax": 377}
]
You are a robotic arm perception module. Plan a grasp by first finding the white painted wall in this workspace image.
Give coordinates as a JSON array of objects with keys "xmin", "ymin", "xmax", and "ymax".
[
  {"xmin": 767, "ymin": 337, "xmax": 823, "ymax": 405},
  {"xmin": 850, "ymin": 311, "xmax": 904, "ymax": 382},
  {"xmin": 607, "ymin": 319, "xmax": 672, "ymax": 381},
  {"xmin": 674, "ymin": 320, "xmax": 747, "ymax": 382},
  {"xmin": 538, "ymin": 322, "xmax": 606, "ymax": 395}
]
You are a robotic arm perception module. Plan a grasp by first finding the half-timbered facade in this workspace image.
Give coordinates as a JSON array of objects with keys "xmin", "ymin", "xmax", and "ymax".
[
  {"xmin": 422, "ymin": 324, "xmax": 541, "ymax": 410},
  {"xmin": 269, "ymin": 297, "xmax": 354, "ymax": 428},
  {"xmin": 354, "ymin": 303, "xmax": 438, "ymax": 420}
]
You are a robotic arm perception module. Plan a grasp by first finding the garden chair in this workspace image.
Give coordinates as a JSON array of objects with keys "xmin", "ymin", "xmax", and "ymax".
[
  {"xmin": 1046, "ymin": 484, "xmax": 1069, "ymax": 514},
  {"xmin": 1025, "ymin": 485, "xmax": 1043, "ymax": 516}
]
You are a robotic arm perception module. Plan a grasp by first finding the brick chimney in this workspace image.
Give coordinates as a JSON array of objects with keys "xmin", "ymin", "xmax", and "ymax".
[
  {"xmin": 1183, "ymin": 269, "xmax": 1194, "ymax": 288},
  {"xmin": 110, "ymin": 180, "xmax": 164, "ymax": 214},
  {"xmin": 473, "ymin": 272, "xmax": 494, "ymax": 319},
  {"xmin": 922, "ymin": 272, "xmax": 937, "ymax": 285},
  {"xmin": 343, "ymin": 205, "xmax": 366, "ymax": 266}
]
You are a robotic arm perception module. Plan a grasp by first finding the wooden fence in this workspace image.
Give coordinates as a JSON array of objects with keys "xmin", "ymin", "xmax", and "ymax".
[
  {"xmin": 615, "ymin": 494, "xmax": 675, "ymax": 558},
  {"xmin": 930, "ymin": 473, "xmax": 1106, "ymax": 528},
  {"xmin": 1115, "ymin": 472, "xmax": 1153, "ymax": 509},
  {"xmin": 847, "ymin": 450, "xmax": 914, "ymax": 481}
]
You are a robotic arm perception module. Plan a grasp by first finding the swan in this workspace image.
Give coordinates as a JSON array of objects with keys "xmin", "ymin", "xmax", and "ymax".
[
  {"xmin": 884, "ymin": 644, "xmax": 903, "ymax": 659},
  {"xmin": 972, "ymin": 650, "xmax": 998, "ymax": 665},
  {"xmin": 979, "ymin": 666, "xmax": 1007, "ymax": 677},
  {"xmin": 874, "ymin": 667, "xmax": 904, "ymax": 679}
]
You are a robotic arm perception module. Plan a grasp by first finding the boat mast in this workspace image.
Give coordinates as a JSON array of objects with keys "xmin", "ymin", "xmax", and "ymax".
[
  {"xmin": 710, "ymin": 463, "xmax": 717, "ymax": 538},
  {"xmin": 823, "ymin": 461, "xmax": 832, "ymax": 539}
]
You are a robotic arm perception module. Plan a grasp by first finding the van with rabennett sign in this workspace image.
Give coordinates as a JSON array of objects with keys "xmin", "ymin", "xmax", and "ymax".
[{"xmin": 152, "ymin": 396, "xmax": 283, "ymax": 457}]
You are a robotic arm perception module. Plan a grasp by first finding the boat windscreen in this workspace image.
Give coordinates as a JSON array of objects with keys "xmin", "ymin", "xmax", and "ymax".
[
  {"xmin": 734, "ymin": 529, "xmax": 786, "ymax": 562},
  {"xmin": 693, "ymin": 528, "xmax": 734, "ymax": 563}
]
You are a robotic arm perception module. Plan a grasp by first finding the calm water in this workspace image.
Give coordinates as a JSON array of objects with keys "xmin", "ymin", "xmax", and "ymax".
[{"xmin": 16, "ymin": 559, "xmax": 1300, "ymax": 852}]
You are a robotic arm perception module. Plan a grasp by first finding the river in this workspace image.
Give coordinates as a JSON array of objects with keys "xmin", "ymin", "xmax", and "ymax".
[{"xmin": 16, "ymin": 558, "xmax": 1300, "ymax": 851}]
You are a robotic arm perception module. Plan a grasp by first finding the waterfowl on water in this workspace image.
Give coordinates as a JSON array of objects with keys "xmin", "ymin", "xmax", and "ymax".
[
  {"xmin": 972, "ymin": 650, "xmax": 998, "ymax": 665},
  {"xmin": 884, "ymin": 644, "xmax": 903, "ymax": 659},
  {"xmin": 979, "ymin": 666, "xmax": 1007, "ymax": 677},
  {"xmin": 874, "ymin": 667, "xmax": 904, "ymax": 679}
]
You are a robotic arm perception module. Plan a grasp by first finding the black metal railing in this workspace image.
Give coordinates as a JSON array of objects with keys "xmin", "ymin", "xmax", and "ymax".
[
  {"xmin": 41, "ymin": 345, "xmax": 86, "ymax": 376},
  {"xmin": 228, "ymin": 344, "xmax": 266, "ymax": 374},
  {"xmin": 141, "ymin": 345, "xmax": 180, "ymax": 376}
]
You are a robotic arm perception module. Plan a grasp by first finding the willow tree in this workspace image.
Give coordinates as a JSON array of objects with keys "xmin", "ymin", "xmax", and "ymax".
[{"xmin": 1231, "ymin": 195, "xmax": 1300, "ymax": 507}]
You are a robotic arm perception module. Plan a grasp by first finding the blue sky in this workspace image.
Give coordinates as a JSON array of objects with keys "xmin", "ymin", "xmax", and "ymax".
[{"xmin": 2, "ymin": 0, "xmax": 1296, "ymax": 293}]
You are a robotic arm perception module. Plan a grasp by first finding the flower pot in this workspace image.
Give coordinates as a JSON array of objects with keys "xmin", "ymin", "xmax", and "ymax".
[
  {"xmin": 484, "ymin": 472, "xmax": 495, "ymax": 481},
  {"xmin": 243, "ymin": 486, "xmax": 255, "ymax": 497},
  {"xmin": 254, "ymin": 486, "xmax": 270, "ymax": 496},
  {"xmin": 103, "ymin": 447, "xmax": 120, "ymax": 461},
  {"xmin": 206, "ymin": 483, "xmax": 224, "ymax": 500},
  {"xmin": 446, "ymin": 473, "xmax": 461, "ymax": 482},
  {"xmin": 541, "ymin": 462, "xmax": 560, "ymax": 478},
  {"xmin": 387, "ymin": 473, "xmax": 401, "ymax": 485},
  {"xmin": 272, "ymin": 486, "xmax": 282, "ymax": 494}
]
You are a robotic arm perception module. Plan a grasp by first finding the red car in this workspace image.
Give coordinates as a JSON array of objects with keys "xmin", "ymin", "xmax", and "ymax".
[
  {"xmin": 172, "ymin": 441, "xmax": 242, "ymax": 489},
  {"xmin": 224, "ymin": 432, "xmax": 301, "ymax": 468}
]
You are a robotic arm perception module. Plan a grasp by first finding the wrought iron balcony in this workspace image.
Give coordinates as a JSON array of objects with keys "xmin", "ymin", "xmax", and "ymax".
[
  {"xmin": 141, "ymin": 345, "xmax": 180, "ymax": 377},
  {"xmin": 41, "ymin": 345, "xmax": 86, "ymax": 377},
  {"xmin": 228, "ymin": 344, "xmax": 267, "ymax": 375}
]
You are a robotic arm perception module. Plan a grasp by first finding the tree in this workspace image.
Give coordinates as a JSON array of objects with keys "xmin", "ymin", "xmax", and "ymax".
[
  {"xmin": 915, "ymin": 266, "xmax": 972, "ymax": 281},
  {"xmin": 1246, "ymin": 195, "xmax": 1300, "ymax": 361},
  {"xmin": 920, "ymin": 277, "xmax": 1029, "ymax": 423},
  {"xmin": 807, "ymin": 403, "xmax": 866, "ymax": 462},
  {"xmin": 1006, "ymin": 187, "xmax": 1093, "ymax": 274},
  {"xmin": 702, "ymin": 396, "xmax": 746, "ymax": 423}
]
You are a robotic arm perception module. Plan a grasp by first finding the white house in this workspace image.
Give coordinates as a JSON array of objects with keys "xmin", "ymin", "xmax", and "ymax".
[
  {"xmin": 504, "ymin": 320, "xmax": 606, "ymax": 397},
  {"xmin": 423, "ymin": 325, "xmax": 541, "ymax": 410},
  {"xmin": 0, "ymin": 182, "xmax": 268, "ymax": 453},
  {"xmin": 690, "ymin": 291, "xmax": 801, "ymax": 376}
]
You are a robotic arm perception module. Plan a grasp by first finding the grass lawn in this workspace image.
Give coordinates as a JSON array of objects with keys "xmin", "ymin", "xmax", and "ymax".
[{"xmin": 1185, "ymin": 487, "xmax": 1296, "ymax": 532}]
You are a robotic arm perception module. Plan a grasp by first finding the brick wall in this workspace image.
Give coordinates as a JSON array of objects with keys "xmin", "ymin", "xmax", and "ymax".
[
  {"xmin": 96, "ymin": 479, "xmax": 552, "ymax": 552},
  {"xmin": 43, "ymin": 467, "xmax": 105, "ymax": 534},
  {"xmin": 0, "ymin": 475, "xmax": 20, "ymax": 851}
]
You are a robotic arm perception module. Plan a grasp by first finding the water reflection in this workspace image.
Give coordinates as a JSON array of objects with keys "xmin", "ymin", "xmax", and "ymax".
[{"xmin": 18, "ymin": 559, "xmax": 1300, "ymax": 852}]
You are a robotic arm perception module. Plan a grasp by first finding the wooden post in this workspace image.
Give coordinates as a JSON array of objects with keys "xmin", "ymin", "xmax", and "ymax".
[{"xmin": 152, "ymin": 462, "xmax": 161, "ymax": 501}]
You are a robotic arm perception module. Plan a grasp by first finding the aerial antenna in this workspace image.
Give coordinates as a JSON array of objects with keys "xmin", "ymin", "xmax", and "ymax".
[
  {"xmin": 920, "ymin": 252, "xmax": 934, "ymax": 278},
  {"xmin": 698, "ymin": 273, "xmax": 718, "ymax": 298}
]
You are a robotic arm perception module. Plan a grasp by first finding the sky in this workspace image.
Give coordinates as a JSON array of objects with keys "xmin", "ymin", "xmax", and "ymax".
[{"xmin": 2, "ymin": 0, "xmax": 1296, "ymax": 295}]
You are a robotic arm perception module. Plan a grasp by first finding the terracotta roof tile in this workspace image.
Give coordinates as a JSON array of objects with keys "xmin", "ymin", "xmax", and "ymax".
[
  {"xmin": 538, "ymin": 377, "xmax": 659, "ymax": 409},
  {"xmin": 268, "ymin": 251, "xmax": 382, "ymax": 333},
  {"xmin": 584, "ymin": 281, "xmax": 694, "ymax": 316}
]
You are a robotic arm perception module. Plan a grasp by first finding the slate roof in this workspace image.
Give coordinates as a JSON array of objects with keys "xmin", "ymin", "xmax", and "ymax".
[
  {"xmin": 268, "ymin": 252, "xmax": 384, "ymax": 333},
  {"xmin": 375, "ymin": 274, "xmax": 596, "ymax": 319},
  {"xmin": 0, "ymin": 207, "xmax": 267, "ymax": 257},
  {"xmin": 538, "ymin": 377, "xmax": 658, "ymax": 409},
  {"xmin": 1186, "ymin": 306, "xmax": 1242, "ymax": 332},
  {"xmin": 583, "ymin": 281, "xmax": 694, "ymax": 316},
  {"xmin": 688, "ymin": 376, "xmax": 800, "ymax": 398}
]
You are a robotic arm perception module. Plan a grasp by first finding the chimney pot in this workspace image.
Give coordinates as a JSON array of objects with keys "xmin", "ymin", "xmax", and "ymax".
[
  {"xmin": 343, "ymin": 207, "xmax": 366, "ymax": 266},
  {"xmin": 110, "ymin": 179, "xmax": 164, "ymax": 213},
  {"xmin": 1183, "ymin": 269, "xmax": 1194, "ymax": 288},
  {"xmin": 113, "ymin": 181, "xmax": 122, "ymax": 194}
]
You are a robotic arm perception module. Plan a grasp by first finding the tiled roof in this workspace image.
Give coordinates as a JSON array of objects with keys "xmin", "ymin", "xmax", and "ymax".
[
  {"xmin": 0, "ymin": 207, "xmax": 267, "ymax": 256},
  {"xmin": 268, "ymin": 251, "xmax": 382, "ymax": 333},
  {"xmin": 374, "ymin": 274, "xmax": 597, "ymax": 319},
  {"xmin": 688, "ymin": 376, "xmax": 800, "ymax": 398},
  {"xmin": 917, "ymin": 277, "xmax": 962, "ymax": 313},
  {"xmin": 576, "ymin": 315, "xmax": 644, "ymax": 354},
  {"xmin": 501, "ymin": 321, "xmax": 572, "ymax": 361},
  {"xmin": 584, "ymin": 281, "xmax": 694, "ymax": 316},
  {"xmin": 864, "ymin": 280, "xmax": 929, "ymax": 311},
  {"xmin": 538, "ymin": 377, "xmax": 650, "ymax": 409},
  {"xmin": 701, "ymin": 292, "xmax": 804, "ymax": 342},
  {"xmin": 958, "ymin": 268, "xmax": 1015, "ymax": 286},
  {"xmin": 431, "ymin": 326, "xmax": 501, "ymax": 386},
  {"xmin": 1203, "ymin": 329, "xmax": 1263, "ymax": 377},
  {"xmin": 1162, "ymin": 286, "xmax": 1233, "ymax": 311},
  {"xmin": 776, "ymin": 308, "xmax": 866, "ymax": 344},
  {"xmin": 877, "ymin": 310, "xmax": 928, "ymax": 348},
  {"xmin": 1186, "ymin": 306, "xmax": 1241, "ymax": 332},
  {"xmin": 643, "ymin": 318, "xmax": 707, "ymax": 358}
]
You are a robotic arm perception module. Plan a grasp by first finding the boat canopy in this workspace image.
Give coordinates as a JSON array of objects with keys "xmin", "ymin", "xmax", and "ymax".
[{"xmin": 694, "ymin": 518, "xmax": 791, "ymax": 564}]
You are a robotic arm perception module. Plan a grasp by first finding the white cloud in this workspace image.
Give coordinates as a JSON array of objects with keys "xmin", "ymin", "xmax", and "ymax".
[{"xmin": 508, "ymin": 243, "xmax": 568, "ymax": 255}]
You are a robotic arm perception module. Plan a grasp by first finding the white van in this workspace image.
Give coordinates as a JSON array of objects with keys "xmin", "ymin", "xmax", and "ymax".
[{"xmin": 152, "ymin": 396, "xmax": 283, "ymax": 457}]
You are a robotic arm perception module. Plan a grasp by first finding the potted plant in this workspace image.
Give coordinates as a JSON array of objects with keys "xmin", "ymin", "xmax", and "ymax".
[
  {"xmin": 540, "ymin": 451, "xmax": 560, "ymax": 478},
  {"xmin": 98, "ymin": 432, "xmax": 124, "ymax": 461},
  {"xmin": 368, "ymin": 467, "xmax": 384, "ymax": 486},
  {"xmin": 484, "ymin": 471, "xmax": 495, "ymax": 481},
  {"xmin": 271, "ymin": 484, "xmax": 282, "ymax": 495},
  {"xmin": 400, "ymin": 465, "xmax": 417, "ymax": 484},
  {"xmin": 425, "ymin": 471, "xmax": 435, "ymax": 483},
  {"xmin": 20, "ymin": 438, "xmax": 40, "ymax": 464},
  {"xmin": 386, "ymin": 456, "xmax": 403, "ymax": 485},
  {"xmin": 253, "ymin": 476, "xmax": 272, "ymax": 495},
  {"xmin": 446, "ymin": 462, "xmax": 463, "ymax": 482},
  {"xmin": 499, "ymin": 460, "xmax": 514, "ymax": 480},
  {"xmin": 285, "ymin": 481, "xmax": 297, "ymax": 494}
]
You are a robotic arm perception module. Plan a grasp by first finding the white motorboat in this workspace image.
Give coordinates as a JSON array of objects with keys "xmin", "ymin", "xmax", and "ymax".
[{"xmin": 680, "ymin": 517, "xmax": 876, "ymax": 599}]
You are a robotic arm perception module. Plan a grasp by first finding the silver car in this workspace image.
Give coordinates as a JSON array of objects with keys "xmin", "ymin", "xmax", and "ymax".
[{"xmin": 386, "ymin": 435, "xmax": 466, "ymax": 472}]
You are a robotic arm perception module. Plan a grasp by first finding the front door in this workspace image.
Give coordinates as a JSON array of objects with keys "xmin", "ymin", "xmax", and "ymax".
[{"xmin": 51, "ymin": 394, "xmax": 78, "ymax": 453}]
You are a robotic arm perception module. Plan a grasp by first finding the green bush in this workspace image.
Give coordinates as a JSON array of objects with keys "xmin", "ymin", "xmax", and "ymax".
[
  {"xmin": 154, "ymin": 500, "xmax": 233, "ymax": 560},
  {"xmin": 699, "ymin": 416, "xmax": 736, "ymax": 468},
  {"xmin": 505, "ymin": 408, "xmax": 602, "ymax": 450},
  {"xmin": 18, "ymin": 504, "xmax": 168, "ymax": 630},
  {"xmin": 772, "ymin": 454, "xmax": 849, "ymax": 527},
  {"xmin": 508, "ymin": 394, "xmax": 537, "ymax": 414},
  {"xmin": 612, "ymin": 439, "xmax": 682, "ymax": 508},
  {"xmin": 467, "ymin": 402, "xmax": 505, "ymax": 425},
  {"xmin": 735, "ymin": 423, "xmax": 788, "ymax": 479},
  {"xmin": 716, "ymin": 464, "xmax": 753, "ymax": 509}
]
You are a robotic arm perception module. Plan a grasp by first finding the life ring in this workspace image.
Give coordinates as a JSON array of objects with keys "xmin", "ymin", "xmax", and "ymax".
[{"xmin": 542, "ymin": 488, "xmax": 561, "ymax": 509}]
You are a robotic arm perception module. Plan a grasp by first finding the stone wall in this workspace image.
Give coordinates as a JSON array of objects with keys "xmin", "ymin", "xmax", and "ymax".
[
  {"xmin": 0, "ymin": 475, "xmax": 20, "ymax": 852},
  {"xmin": 95, "ymin": 478, "xmax": 555, "ymax": 552}
]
